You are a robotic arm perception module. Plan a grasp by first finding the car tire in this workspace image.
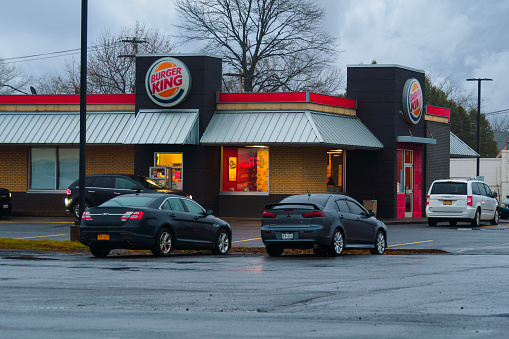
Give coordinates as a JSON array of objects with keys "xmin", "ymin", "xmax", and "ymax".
[
  {"xmin": 89, "ymin": 245, "xmax": 110, "ymax": 258},
  {"xmin": 73, "ymin": 202, "xmax": 89, "ymax": 219},
  {"xmin": 212, "ymin": 230, "xmax": 231, "ymax": 255},
  {"xmin": 151, "ymin": 228, "xmax": 173, "ymax": 257},
  {"xmin": 428, "ymin": 218, "xmax": 437, "ymax": 227},
  {"xmin": 370, "ymin": 231, "xmax": 386, "ymax": 255},
  {"xmin": 328, "ymin": 229, "xmax": 344, "ymax": 256},
  {"xmin": 449, "ymin": 220, "xmax": 457, "ymax": 227},
  {"xmin": 266, "ymin": 245, "xmax": 284, "ymax": 257},
  {"xmin": 490, "ymin": 208, "xmax": 500, "ymax": 225},
  {"xmin": 471, "ymin": 209, "xmax": 481, "ymax": 227}
]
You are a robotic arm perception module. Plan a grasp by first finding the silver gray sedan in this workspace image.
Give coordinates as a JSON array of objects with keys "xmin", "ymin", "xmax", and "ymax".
[{"xmin": 261, "ymin": 194, "xmax": 387, "ymax": 257}]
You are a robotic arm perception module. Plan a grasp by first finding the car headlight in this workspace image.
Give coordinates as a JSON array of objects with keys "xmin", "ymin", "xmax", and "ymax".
[{"xmin": 501, "ymin": 204, "xmax": 506, "ymax": 208}]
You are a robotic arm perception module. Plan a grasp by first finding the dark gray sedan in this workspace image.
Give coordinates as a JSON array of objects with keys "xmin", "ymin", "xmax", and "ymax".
[
  {"xmin": 80, "ymin": 193, "xmax": 231, "ymax": 258},
  {"xmin": 261, "ymin": 194, "xmax": 387, "ymax": 257}
]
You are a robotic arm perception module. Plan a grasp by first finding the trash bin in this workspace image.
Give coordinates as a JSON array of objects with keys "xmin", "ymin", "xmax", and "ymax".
[{"xmin": 363, "ymin": 200, "xmax": 377, "ymax": 217}]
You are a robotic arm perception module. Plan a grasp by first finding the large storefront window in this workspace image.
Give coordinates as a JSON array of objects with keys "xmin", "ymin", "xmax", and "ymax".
[
  {"xmin": 30, "ymin": 147, "xmax": 79, "ymax": 190},
  {"xmin": 222, "ymin": 147, "xmax": 269, "ymax": 192},
  {"xmin": 397, "ymin": 149, "xmax": 414, "ymax": 217},
  {"xmin": 327, "ymin": 150, "xmax": 345, "ymax": 193},
  {"xmin": 150, "ymin": 153, "xmax": 183, "ymax": 189}
]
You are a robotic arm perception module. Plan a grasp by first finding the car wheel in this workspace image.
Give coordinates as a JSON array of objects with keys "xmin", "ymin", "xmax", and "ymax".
[
  {"xmin": 212, "ymin": 230, "xmax": 231, "ymax": 255},
  {"xmin": 370, "ymin": 231, "xmax": 386, "ymax": 255},
  {"xmin": 73, "ymin": 202, "xmax": 89, "ymax": 219},
  {"xmin": 328, "ymin": 229, "xmax": 344, "ymax": 256},
  {"xmin": 89, "ymin": 245, "xmax": 110, "ymax": 258},
  {"xmin": 449, "ymin": 220, "xmax": 457, "ymax": 227},
  {"xmin": 471, "ymin": 209, "xmax": 481, "ymax": 227},
  {"xmin": 490, "ymin": 208, "xmax": 500, "ymax": 225},
  {"xmin": 428, "ymin": 218, "xmax": 437, "ymax": 227},
  {"xmin": 151, "ymin": 228, "xmax": 173, "ymax": 257},
  {"xmin": 266, "ymin": 245, "xmax": 284, "ymax": 257}
]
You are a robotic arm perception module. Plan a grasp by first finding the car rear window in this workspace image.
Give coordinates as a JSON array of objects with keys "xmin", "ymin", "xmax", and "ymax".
[
  {"xmin": 280, "ymin": 195, "xmax": 329, "ymax": 207},
  {"xmin": 430, "ymin": 182, "xmax": 467, "ymax": 195},
  {"xmin": 100, "ymin": 195, "xmax": 156, "ymax": 207},
  {"xmin": 272, "ymin": 204, "xmax": 315, "ymax": 210}
]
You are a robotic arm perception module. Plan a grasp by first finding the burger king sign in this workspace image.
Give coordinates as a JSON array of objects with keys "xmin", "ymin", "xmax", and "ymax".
[
  {"xmin": 145, "ymin": 57, "xmax": 191, "ymax": 107},
  {"xmin": 402, "ymin": 78, "xmax": 423, "ymax": 125}
]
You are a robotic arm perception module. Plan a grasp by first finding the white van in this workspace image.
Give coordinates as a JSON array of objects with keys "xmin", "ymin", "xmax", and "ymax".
[{"xmin": 426, "ymin": 178, "xmax": 499, "ymax": 227}]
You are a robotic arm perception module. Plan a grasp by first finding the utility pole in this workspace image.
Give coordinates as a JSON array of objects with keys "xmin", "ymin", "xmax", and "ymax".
[
  {"xmin": 118, "ymin": 37, "xmax": 147, "ymax": 58},
  {"xmin": 466, "ymin": 77, "xmax": 493, "ymax": 177}
]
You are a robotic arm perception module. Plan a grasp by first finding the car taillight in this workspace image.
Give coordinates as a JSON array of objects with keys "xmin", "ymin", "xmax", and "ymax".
[
  {"xmin": 66, "ymin": 189, "xmax": 71, "ymax": 195},
  {"xmin": 302, "ymin": 211, "xmax": 326, "ymax": 218},
  {"xmin": 426, "ymin": 195, "xmax": 430, "ymax": 205},
  {"xmin": 82, "ymin": 211, "xmax": 92, "ymax": 220},
  {"xmin": 121, "ymin": 211, "xmax": 144, "ymax": 220},
  {"xmin": 467, "ymin": 196, "xmax": 473, "ymax": 206},
  {"xmin": 262, "ymin": 211, "xmax": 277, "ymax": 218}
]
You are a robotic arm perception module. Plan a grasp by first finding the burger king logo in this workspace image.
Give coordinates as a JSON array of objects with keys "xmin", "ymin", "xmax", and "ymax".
[
  {"xmin": 402, "ymin": 78, "xmax": 423, "ymax": 125},
  {"xmin": 145, "ymin": 57, "xmax": 191, "ymax": 107}
]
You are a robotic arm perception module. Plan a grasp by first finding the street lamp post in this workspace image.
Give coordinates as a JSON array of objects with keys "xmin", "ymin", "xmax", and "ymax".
[{"xmin": 466, "ymin": 77, "xmax": 492, "ymax": 177}]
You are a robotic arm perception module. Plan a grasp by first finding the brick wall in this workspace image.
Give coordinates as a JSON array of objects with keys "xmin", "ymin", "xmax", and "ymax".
[
  {"xmin": 0, "ymin": 146, "xmax": 28, "ymax": 192},
  {"xmin": 270, "ymin": 146, "xmax": 328, "ymax": 194},
  {"xmin": 86, "ymin": 146, "xmax": 135, "ymax": 175}
]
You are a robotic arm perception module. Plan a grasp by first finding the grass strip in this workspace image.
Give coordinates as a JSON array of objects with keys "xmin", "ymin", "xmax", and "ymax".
[{"xmin": 0, "ymin": 238, "xmax": 446, "ymax": 256}]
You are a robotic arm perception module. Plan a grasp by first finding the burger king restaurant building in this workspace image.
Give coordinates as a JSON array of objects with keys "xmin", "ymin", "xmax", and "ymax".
[{"xmin": 0, "ymin": 54, "xmax": 468, "ymax": 219}]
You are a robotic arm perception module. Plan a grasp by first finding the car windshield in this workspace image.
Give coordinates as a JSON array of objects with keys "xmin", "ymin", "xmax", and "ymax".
[
  {"xmin": 100, "ymin": 195, "xmax": 156, "ymax": 207},
  {"xmin": 134, "ymin": 176, "xmax": 166, "ymax": 189},
  {"xmin": 431, "ymin": 182, "xmax": 467, "ymax": 195}
]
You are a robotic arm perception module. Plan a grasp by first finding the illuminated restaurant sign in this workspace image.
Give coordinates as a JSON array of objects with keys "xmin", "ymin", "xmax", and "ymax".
[
  {"xmin": 402, "ymin": 78, "xmax": 423, "ymax": 125},
  {"xmin": 145, "ymin": 57, "xmax": 191, "ymax": 107}
]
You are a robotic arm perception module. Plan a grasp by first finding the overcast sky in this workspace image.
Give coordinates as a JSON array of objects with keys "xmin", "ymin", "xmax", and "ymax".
[{"xmin": 1, "ymin": 0, "xmax": 508, "ymax": 119}]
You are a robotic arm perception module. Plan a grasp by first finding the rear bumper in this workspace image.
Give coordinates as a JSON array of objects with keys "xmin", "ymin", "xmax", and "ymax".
[
  {"xmin": 80, "ymin": 229, "xmax": 154, "ymax": 249},
  {"xmin": 0, "ymin": 201, "xmax": 12, "ymax": 214},
  {"xmin": 426, "ymin": 206, "xmax": 476, "ymax": 220},
  {"xmin": 261, "ymin": 225, "xmax": 330, "ymax": 248}
]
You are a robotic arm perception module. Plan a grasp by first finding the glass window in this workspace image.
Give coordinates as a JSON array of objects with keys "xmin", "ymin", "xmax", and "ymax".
[
  {"xmin": 162, "ymin": 198, "xmax": 186, "ymax": 212},
  {"xmin": 222, "ymin": 147, "xmax": 269, "ymax": 192},
  {"xmin": 115, "ymin": 177, "xmax": 136, "ymax": 190},
  {"xmin": 472, "ymin": 182, "xmax": 481, "ymax": 195},
  {"xmin": 397, "ymin": 150, "xmax": 403, "ymax": 193},
  {"xmin": 327, "ymin": 150, "xmax": 344, "ymax": 192},
  {"xmin": 483, "ymin": 184, "xmax": 492, "ymax": 197},
  {"xmin": 58, "ymin": 148, "xmax": 79, "ymax": 189},
  {"xmin": 31, "ymin": 147, "xmax": 79, "ymax": 190},
  {"xmin": 431, "ymin": 182, "xmax": 467, "ymax": 195},
  {"xmin": 154, "ymin": 153, "xmax": 183, "ymax": 190},
  {"xmin": 336, "ymin": 200, "xmax": 350, "ymax": 212},
  {"xmin": 101, "ymin": 196, "xmax": 155, "ymax": 207},
  {"xmin": 346, "ymin": 201, "xmax": 366, "ymax": 215},
  {"xmin": 181, "ymin": 199, "xmax": 204, "ymax": 215}
]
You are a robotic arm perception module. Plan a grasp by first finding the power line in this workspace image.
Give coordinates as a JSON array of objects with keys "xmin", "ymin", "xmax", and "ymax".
[
  {"xmin": 0, "ymin": 44, "xmax": 113, "ymax": 65},
  {"xmin": 484, "ymin": 108, "xmax": 509, "ymax": 116}
]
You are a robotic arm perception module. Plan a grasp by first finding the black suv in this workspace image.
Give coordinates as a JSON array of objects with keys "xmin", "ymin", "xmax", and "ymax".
[
  {"xmin": 0, "ymin": 188, "xmax": 12, "ymax": 217},
  {"xmin": 65, "ymin": 174, "xmax": 189, "ymax": 218}
]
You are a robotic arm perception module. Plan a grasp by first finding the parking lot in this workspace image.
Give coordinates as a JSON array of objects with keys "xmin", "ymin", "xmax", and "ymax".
[{"xmin": 1, "ymin": 215, "xmax": 509, "ymax": 255}]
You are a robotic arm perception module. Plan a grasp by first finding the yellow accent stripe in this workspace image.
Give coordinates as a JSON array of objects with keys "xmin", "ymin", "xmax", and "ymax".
[
  {"xmin": 388, "ymin": 240, "xmax": 434, "ymax": 248},
  {"xmin": 233, "ymin": 237, "xmax": 262, "ymax": 243},
  {"xmin": 15, "ymin": 234, "xmax": 66, "ymax": 240}
]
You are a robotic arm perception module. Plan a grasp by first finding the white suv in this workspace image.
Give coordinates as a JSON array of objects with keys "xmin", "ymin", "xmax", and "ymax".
[{"xmin": 426, "ymin": 178, "xmax": 499, "ymax": 227}]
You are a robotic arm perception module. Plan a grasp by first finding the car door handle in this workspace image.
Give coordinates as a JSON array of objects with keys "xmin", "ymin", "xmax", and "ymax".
[
  {"xmin": 169, "ymin": 214, "xmax": 176, "ymax": 218},
  {"xmin": 87, "ymin": 190, "xmax": 95, "ymax": 193},
  {"xmin": 114, "ymin": 192, "xmax": 122, "ymax": 195},
  {"xmin": 339, "ymin": 214, "xmax": 344, "ymax": 219}
]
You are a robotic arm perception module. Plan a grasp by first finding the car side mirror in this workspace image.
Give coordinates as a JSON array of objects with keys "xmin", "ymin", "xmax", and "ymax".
[
  {"xmin": 206, "ymin": 209, "xmax": 214, "ymax": 216},
  {"xmin": 368, "ymin": 210, "xmax": 376, "ymax": 217},
  {"xmin": 492, "ymin": 192, "xmax": 497, "ymax": 198}
]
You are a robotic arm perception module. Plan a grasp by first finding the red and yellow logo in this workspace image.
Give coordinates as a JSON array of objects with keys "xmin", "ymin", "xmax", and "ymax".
[
  {"xmin": 145, "ymin": 57, "xmax": 191, "ymax": 107},
  {"xmin": 402, "ymin": 78, "xmax": 423, "ymax": 125}
]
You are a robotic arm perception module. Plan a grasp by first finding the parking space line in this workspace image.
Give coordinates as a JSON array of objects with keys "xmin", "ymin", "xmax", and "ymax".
[
  {"xmin": 455, "ymin": 242, "xmax": 509, "ymax": 253},
  {"xmin": 388, "ymin": 240, "xmax": 434, "ymax": 248},
  {"xmin": 233, "ymin": 237, "xmax": 262, "ymax": 243},
  {"xmin": 15, "ymin": 234, "xmax": 66, "ymax": 240}
]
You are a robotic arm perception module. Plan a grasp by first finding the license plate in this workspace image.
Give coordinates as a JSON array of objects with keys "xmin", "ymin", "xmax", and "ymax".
[
  {"xmin": 97, "ymin": 234, "xmax": 109, "ymax": 240},
  {"xmin": 2, "ymin": 204, "xmax": 7, "ymax": 209},
  {"xmin": 443, "ymin": 200, "xmax": 452, "ymax": 205},
  {"xmin": 281, "ymin": 232, "xmax": 294, "ymax": 240}
]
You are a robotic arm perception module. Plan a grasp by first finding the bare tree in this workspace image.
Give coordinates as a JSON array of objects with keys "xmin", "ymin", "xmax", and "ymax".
[
  {"xmin": 174, "ymin": 0, "xmax": 343, "ymax": 94},
  {"xmin": 35, "ymin": 22, "xmax": 173, "ymax": 94},
  {"xmin": 0, "ymin": 59, "xmax": 32, "ymax": 94}
]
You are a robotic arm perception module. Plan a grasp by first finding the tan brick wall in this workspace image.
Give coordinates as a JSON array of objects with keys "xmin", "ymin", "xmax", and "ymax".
[
  {"xmin": 86, "ymin": 146, "xmax": 135, "ymax": 175},
  {"xmin": 0, "ymin": 146, "xmax": 28, "ymax": 192},
  {"xmin": 270, "ymin": 146, "xmax": 328, "ymax": 194}
]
